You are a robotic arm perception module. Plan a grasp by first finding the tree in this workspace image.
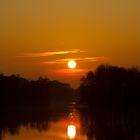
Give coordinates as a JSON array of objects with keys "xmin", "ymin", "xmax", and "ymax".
[{"xmin": 78, "ymin": 64, "xmax": 140, "ymax": 140}]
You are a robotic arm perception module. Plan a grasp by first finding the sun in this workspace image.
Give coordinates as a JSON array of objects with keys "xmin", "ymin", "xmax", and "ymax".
[{"xmin": 67, "ymin": 60, "xmax": 77, "ymax": 69}]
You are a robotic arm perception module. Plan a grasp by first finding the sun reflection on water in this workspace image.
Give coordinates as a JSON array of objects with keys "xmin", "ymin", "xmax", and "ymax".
[
  {"xmin": 67, "ymin": 125, "xmax": 76, "ymax": 139},
  {"xmin": 66, "ymin": 102, "xmax": 79, "ymax": 139},
  {"xmin": 3, "ymin": 102, "xmax": 87, "ymax": 140}
]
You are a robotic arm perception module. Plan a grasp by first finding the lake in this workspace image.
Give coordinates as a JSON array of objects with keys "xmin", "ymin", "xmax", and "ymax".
[{"xmin": 2, "ymin": 102, "xmax": 87, "ymax": 140}]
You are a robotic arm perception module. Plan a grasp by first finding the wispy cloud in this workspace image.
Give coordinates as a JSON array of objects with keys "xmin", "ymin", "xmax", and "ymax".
[
  {"xmin": 18, "ymin": 49, "xmax": 109, "ymax": 66},
  {"xmin": 20, "ymin": 49, "xmax": 83, "ymax": 57},
  {"xmin": 38, "ymin": 57, "xmax": 109, "ymax": 64}
]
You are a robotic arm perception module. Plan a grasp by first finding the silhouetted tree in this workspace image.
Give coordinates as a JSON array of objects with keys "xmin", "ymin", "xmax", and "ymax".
[
  {"xmin": 0, "ymin": 74, "xmax": 74, "ymax": 140},
  {"xmin": 78, "ymin": 64, "xmax": 140, "ymax": 140}
]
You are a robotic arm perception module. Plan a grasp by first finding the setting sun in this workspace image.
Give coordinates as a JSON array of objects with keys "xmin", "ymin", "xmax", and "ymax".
[{"xmin": 67, "ymin": 60, "xmax": 77, "ymax": 69}]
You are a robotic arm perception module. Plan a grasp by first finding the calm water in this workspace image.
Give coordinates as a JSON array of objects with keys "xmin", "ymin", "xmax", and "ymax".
[{"xmin": 2, "ymin": 102, "xmax": 87, "ymax": 140}]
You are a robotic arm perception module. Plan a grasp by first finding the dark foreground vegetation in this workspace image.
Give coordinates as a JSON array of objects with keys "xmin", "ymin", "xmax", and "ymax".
[
  {"xmin": 0, "ymin": 74, "xmax": 74, "ymax": 140},
  {"xmin": 0, "ymin": 64, "xmax": 140, "ymax": 140},
  {"xmin": 78, "ymin": 64, "xmax": 140, "ymax": 140}
]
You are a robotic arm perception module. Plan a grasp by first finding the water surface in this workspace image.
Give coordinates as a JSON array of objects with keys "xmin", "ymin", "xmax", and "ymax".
[{"xmin": 2, "ymin": 102, "xmax": 87, "ymax": 140}]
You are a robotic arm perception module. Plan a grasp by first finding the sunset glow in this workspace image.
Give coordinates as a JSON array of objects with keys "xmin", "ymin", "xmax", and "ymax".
[{"xmin": 0, "ymin": 0, "xmax": 140, "ymax": 87}]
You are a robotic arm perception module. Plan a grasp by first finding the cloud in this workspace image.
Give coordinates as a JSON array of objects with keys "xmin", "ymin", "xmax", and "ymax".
[
  {"xmin": 18, "ymin": 49, "xmax": 109, "ymax": 65},
  {"xmin": 37, "ymin": 57, "xmax": 109, "ymax": 64},
  {"xmin": 20, "ymin": 49, "xmax": 84, "ymax": 57}
]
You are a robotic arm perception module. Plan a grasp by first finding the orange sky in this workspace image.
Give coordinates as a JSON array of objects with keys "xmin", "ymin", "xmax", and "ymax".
[{"xmin": 0, "ymin": 0, "xmax": 140, "ymax": 87}]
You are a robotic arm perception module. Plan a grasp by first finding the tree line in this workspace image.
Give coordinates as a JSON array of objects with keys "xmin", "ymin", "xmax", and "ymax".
[
  {"xmin": 0, "ymin": 74, "xmax": 74, "ymax": 139},
  {"xmin": 78, "ymin": 64, "xmax": 140, "ymax": 140}
]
